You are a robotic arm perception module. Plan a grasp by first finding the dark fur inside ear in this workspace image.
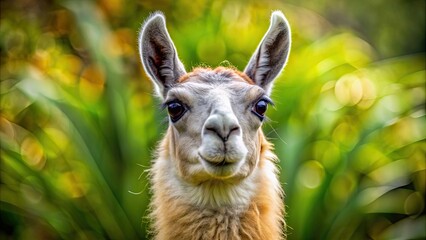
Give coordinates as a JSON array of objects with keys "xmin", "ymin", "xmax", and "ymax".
[
  {"xmin": 244, "ymin": 11, "xmax": 291, "ymax": 95},
  {"xmin": 139, "ymin": 12, "xmax": 186, "ymax": 99}
]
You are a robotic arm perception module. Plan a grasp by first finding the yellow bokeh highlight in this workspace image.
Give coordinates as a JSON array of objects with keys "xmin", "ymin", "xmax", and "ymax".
[
  {"xmin": 298, "ymin": 160, "xmax": 325, "ymax": 189},
  {"xmin": 334, "ymin": 74, "xmax": 376, "ymax": 109},
  {"xmin": 312, "ymin": 140, "xmax": 341, "ymax": 171},
  {"xmin": 335, "ymin": 75, "xmax": 363, "ymax": 106},
  {"xmin": 58, "ymin": 171, "xmax": 90, "ymax": 198},
  {"xmin": 44, "ymin": 127, "xmax": 70, "ymax": 152},
  {"xmin": 1, "ymin": 117, "xmax": 15, "ymax": 140},
  {"xmin": 79, "ymin": 64, "xmax": 105, "ymax": 103},
  {"xmin": 105, "ymin": 29, "xmax": 135, "ymax": 57},
  {"xmin": 332, "ymin": 121, "xmax": 358, "ymax": 149},
  {"xmin": 20, "ymin": 136, "xmax": 46, "ymax": 170},
  {"xmin": 329, "ymin": 172, "xmax": 357, "ymax": 201}
]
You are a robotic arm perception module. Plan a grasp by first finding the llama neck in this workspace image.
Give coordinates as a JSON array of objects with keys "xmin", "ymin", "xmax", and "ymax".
[{"xmin": 150, "ymin": 131, "xmax": 284, "ymax": 239}]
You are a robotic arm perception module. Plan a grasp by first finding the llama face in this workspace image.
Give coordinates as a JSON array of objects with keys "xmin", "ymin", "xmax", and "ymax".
[
  {"xmin": 139, "ymin": 11, "xmax": 290, "ymax": 185},
  {"xmin": 163, "ymin": 68, "xmax": 268, "ymax": 182}
]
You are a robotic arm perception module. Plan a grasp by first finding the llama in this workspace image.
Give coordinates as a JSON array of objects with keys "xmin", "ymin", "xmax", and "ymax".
[{"xmin": 138, "ymin": 11, "xmax": 291, "ymax": 240}]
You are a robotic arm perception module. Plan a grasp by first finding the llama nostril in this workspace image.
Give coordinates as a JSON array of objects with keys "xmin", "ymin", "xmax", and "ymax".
[
  {"xmin": 224, "ymin": 126, "xmax": 240, "ymax": 142},
  {"xmin": 204, "ymin": 113, "xmax": 241, "ymax": 142},
  {"xmin": 230, "ymin": 126, "xmax": 240, "ymax": 133},
  {"xmin": 205, "ymin": 125, "xmax": 240, "ymax": 142},
  {"xmin": 206, "ymin": 127, "xmax": 216, "ymax": 132},
  {"xmin": 206, "ymin": 127, "xmax": 227, "ymax": 141}
]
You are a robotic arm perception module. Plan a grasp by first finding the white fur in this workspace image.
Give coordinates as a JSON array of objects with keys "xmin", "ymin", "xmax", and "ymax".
[{"xmin": 162, "ymin": 157, "xmax": 259, "ymax": 208}]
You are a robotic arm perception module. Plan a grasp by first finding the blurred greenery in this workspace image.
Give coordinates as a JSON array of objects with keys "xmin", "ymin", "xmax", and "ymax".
[{"xmin": 0, "ymin": 0, "xmax": 424, "ymax": 239}]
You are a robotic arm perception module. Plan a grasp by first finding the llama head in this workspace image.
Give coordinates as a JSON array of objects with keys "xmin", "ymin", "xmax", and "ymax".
[{"xmin": 139, "ymin": 11, "xmax": 290, "ymax": 184}]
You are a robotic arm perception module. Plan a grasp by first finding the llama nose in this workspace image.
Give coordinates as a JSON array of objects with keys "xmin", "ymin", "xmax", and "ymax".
[{"xmin": 204, "ymin": 112, "xmax": 240, "ymax": 142}]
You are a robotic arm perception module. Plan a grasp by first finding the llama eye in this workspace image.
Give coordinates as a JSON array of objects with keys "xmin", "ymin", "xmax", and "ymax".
[
  {"xmin": 167, "ymin": 101, "xmax": 186, "ymax": 122},
  {"xmin": 252, "ymin": 99, "xmax": 269, "ymax": 120}
]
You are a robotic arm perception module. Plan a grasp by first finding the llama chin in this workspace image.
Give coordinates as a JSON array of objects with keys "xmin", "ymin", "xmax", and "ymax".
[{"xmin": 139, "ymin": 10, "xmax": 291, "ymax": 240}]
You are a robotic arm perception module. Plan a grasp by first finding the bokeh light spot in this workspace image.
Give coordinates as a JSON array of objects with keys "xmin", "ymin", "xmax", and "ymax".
[
  {"xmin": 44, "ymin": 127, "xmax": 70, "ymax": 152},
  {"xmin": 357, "ymin": 76, "xmax": 377, "ymax": 109},
  {"xmin": 20, "ymin": 177, "xmax": 44, "ymax": 204},
  {"xmin": 298, "ymin": 160, "xmax": 325, "ymax": 189},
  {"xmin": 1, "ymin": 117, "xmax": 15, "ymax": 140},
  {"xmin": 79, "ymin": 64, "xmax": 105, "ymax": 103},
  {"xmin": 335, "ymin": 75, "xmax": 363, "ymax": 106},
  {"xmin": 330, "ymin": 172, "xmax": 356, "ymax": 201},
  {"xmin": 312, "ymin": 140, "xmax": 341, "ymax": 171},
  {"xmin": 58, "ymin": 171, "xmax": 89, "ymax": 198},
  {"xmin": 332, "ymin": 121, "xmax": 358, "ymax": 149},
  {"xmin": 20, "ymin": 136, "xmax": 46, "ymax": 170}
]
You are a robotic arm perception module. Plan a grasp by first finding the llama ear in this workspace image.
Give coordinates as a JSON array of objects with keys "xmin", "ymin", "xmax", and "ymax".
[
  {"xmin": 139, "ymin": 12, "xmax": 186, "ymax": 99},
  {"xmin": 244, "ymin": 11, "xmax": 291, "ymax": 95}
]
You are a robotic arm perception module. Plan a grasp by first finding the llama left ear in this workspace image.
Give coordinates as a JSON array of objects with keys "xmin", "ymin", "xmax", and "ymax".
[
  {"xmin": 244, "ymin": 11, "xmax": 291, "ymax": 95},
  {"xmin": 138, "ymin": 12, "xmax": 186, "ymax": 99}
]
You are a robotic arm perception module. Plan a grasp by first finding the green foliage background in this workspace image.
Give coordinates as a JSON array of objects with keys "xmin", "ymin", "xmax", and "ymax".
[{"xmin": 1, "ymin": 0, "xmax": 425, "ymax": 239}]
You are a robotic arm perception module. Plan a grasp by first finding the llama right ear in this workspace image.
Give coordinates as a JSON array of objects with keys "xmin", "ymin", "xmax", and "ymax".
[
  {"xmin": 244, "ymin": 11, "xmax": 291, "ymax": 95},
  {"xmin": 139, "ymin": 12, "xmax": 186, "ymax": 99}
]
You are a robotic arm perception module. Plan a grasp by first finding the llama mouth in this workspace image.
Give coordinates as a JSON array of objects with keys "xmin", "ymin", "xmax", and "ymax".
[
  {"xmin": 216, "ymin": 159, "xmax": 233, "ymax": 167},
  {"xmin": 198, "ymin": 153, "xmax": 234, "ymax": 168},
  {"xmin": 197, "ymin": 152, "xmax": 242, "ymax": 179}
]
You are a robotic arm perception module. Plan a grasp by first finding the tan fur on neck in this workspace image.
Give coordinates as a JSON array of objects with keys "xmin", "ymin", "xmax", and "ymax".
[{"xmin": 149, "ymin": 130, "xmax": 285, "ymax": 240}]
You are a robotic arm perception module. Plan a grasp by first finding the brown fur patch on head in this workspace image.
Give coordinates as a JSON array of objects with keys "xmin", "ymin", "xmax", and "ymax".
[{"xmin": 178, "ymin": 67, "xmax": 255, "ymax": 84}]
